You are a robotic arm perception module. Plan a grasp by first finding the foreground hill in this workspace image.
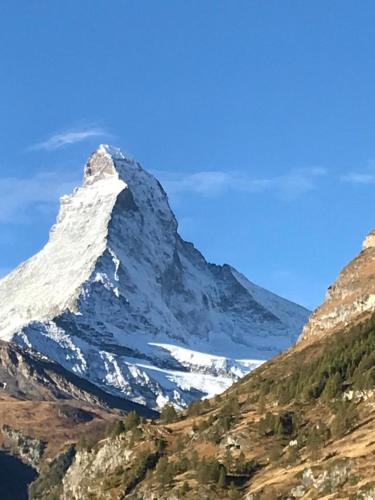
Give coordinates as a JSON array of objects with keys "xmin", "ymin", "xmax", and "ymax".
[
  {"xmin": 0, "ymin": 145, "xmax": 308, "ymax": 409},
  {"xmin": 0, "ymin": 340, "xmax": 156, "ymax": 498},
  {"xmin": 28, "ymin": 303, "xmax": 375, "ymax": 499},
  {"xmin": 0, "ymin": 340, "xmax": 156, "ymax": 459},
  {"xmin": 28, "ymin": 229, "xmax": 375, "ymax": 499}
]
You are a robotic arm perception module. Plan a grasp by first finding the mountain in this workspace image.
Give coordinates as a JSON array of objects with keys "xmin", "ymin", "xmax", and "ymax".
[
  {"xmin": 0, "ymin": 340, "xmax": 156, "ymax": 418},
  {"xmin": 28, "ymin": 228, "xmax": 375, "ymax": 499},
  {"xmin": 0, "ymin": 145, "xmax": 309, "ymax": 409},
  {"xmin": 300, "ymin": 228, "xmax": 375, "ymax": 343},
  {"xmin": 0, "ymin": 340, "xmax": 156, "ymax": 499}
]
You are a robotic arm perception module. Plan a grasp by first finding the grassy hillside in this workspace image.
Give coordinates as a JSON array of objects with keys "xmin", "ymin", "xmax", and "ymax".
[{"xmin": 29, "ymin": 316, "xmax": 375, "ymax": 499}]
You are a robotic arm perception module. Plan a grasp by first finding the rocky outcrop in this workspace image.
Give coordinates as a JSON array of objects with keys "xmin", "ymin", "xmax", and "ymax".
[
  {"xmin": 300, "ymin": 228, "xmax": 375, "ymax": 342},
  {"xmin": 33, "ymin": 432, "xmax": 161, "ymax": 500},
  {"xmin": 61, "ymin": 438, "xmax": 135, "ymax": 499},
  {"xmin": 289, "ymin": 459, "xmax": 354, "ymax": 498},
  {"xmin": 2, "ymin": 425, "xmax": 45, "ymax": 469},
  {"xmin": 0, "ymin": 340, "xmax": 157, "ymax": 417}
]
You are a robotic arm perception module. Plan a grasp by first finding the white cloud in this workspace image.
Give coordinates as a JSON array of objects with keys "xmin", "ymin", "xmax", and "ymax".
[
  {"xmin": 341, "ymin": 172, "xmax": 375, "ymax": 184},
  {"xmin": 0, "ymin": 170, "xmax": 80, "ymax": 224},
  {"xmin": 32, "ymin": 126, "xmax": 109, "ymax": 151},
  {"xmin": 157, "ymin": 166, "xmax": 327, "ymax": 200}
]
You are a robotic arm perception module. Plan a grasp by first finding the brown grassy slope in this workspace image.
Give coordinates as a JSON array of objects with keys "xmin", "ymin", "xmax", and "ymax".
[
  {"xmin": 0, "ymin": 393, "xmax": 120, "ymax": 458},
  {"xmin": 32, "ymin": 315, "xmax": 374, "ymax": 499}
]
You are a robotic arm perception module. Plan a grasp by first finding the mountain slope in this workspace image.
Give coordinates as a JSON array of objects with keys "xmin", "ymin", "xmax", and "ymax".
[
  {"xmin": 0, "ymin": 340, "xmax": 157, "ymax": 417},
  {"xmin": 0, "ymin": 340, "xmax": 155, "ymax": 483},
  {"xmin": 0, "ymin": 145, "xmax": 309, "ymax": 409},
  {"xmin": 29, "ymin": 230, "xmax": 375, "ymax": 499}
]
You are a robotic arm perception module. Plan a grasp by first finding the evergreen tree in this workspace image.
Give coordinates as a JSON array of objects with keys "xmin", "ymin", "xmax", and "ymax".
[
  {"xmin": 106, "ymin": 419, "xmax": 125, "ymax": 438},
  {"xmin": 332, "ymin": 401, "xmax": 358, "ymax": 437},
  {"xmin": 306, "ymin": 425, "xmax": 322, "ymax": 459},
  {"xmin": 156, "ymin": 456, "xmax": 174, "ymax": 486},
  {"xmin": 124, "ymin": 410, "xmax": 140, "ymax": 430},
  {"xmin": 160, "ymin": 404, "xmax": 178, "ymax": 423},
  {"xmin": 217, "ymin": 467, "xmax": 226, "ymax": 488},
  {"xmin": 323, "ymin": 372, "xmax": 343, "ymax": 400}
]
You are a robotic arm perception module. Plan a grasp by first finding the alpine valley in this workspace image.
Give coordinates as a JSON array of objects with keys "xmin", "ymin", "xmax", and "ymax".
[
  {"xmin": 0, "ymin": 146, "xmax": 374, "ymax": 499},
  {"xmin": 0, "ymin": 145, "xmax": 309, "ymax": 410},
  {"xmin": 24, "ymin": 207, "xmax": 375, "ymax": 499}
]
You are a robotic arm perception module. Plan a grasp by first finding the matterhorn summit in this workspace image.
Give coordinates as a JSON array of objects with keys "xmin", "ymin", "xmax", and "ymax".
[{"xmin": 0, "ymin": 146, "xmax": 309, "ymax": 409}]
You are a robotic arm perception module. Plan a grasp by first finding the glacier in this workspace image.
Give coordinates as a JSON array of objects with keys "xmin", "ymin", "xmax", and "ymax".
[{"xmin": 0, "ymin": 145, "xmax": 310, "ymax": 409}]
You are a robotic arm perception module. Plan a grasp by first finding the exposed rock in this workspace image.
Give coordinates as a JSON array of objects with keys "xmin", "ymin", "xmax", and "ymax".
[
  {"xmin": 0, "ymin": 340, "xmax": 157, "ymax": 417},
  {"xmin": 299, "ymin": 459, "xmax": 354, "ymax": 495},
  {"xmin": 355, "ymin": 482, "xmax": 375, "ymax": 499},
  {"xmin": 300, "ymin": 228, "xmax": 375, "ymax": 342},
  {"xmin": 61, "ymin": 439, "xmax": 133, "ymax": 499},
  {"xmin": 2, "ymin": 425, "xmax": 45, "ymax": 469},
  {"xmin": 220, "ymin": 432, "xmax": 251, "ymax": 451},
  {"xmin": 289, "ymin": 484, "xmax": 305, "ymax": 498}
]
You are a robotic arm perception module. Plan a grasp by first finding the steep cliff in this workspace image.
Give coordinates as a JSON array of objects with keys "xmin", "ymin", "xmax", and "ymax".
[{"xmin": 300, "ymin": 228, "xmax": 375, "ymax": 343}]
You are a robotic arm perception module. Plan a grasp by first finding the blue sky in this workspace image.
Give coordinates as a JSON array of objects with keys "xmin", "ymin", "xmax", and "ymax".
[{"xmin": 1, "ymin": 1, "xmax": 375, "ymax": 309}]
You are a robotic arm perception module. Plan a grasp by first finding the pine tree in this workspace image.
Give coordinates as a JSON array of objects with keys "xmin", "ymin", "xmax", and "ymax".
[
  {"xmin": 160, "ymin": 404, "xmax": 178, "ymax": 423},
  {"xmin": 217, "ymin": 467, "xmax": 226, "ymax": 488},
  {"xmin": 156, "ymin": 456, "xmax": 174, "ymax": 486},
  {"xmin": 323, "ymin": 372, "xmax": 343, "ymax": 400},
  {"xmin": 124, "ymin": 410, "xmax": 140, "ymax": 430},
  {"xmin": 106, "ymin": 419, "xmax": 125, "ymax": 438}
]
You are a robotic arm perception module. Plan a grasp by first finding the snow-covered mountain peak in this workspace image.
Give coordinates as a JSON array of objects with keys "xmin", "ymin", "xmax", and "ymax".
[
  {"xmin": 84, "ymin": 144, "xmax": 135, "ymax": 183},
  {"xmin": 84, "ymin": 144, "xmax": 177, "ymax": 231},
  {"xmin": 0, "ymin": 146, "xmax": 310, "ymax": 409}
]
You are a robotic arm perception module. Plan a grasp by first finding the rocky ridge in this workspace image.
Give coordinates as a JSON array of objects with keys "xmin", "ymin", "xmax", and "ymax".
[{"xmin": 300, "ymin": 228, "xmax": 375, "ymax": 342}]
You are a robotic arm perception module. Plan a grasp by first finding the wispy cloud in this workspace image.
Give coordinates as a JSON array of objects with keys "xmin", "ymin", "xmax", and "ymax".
[
  {"xmin": 341, "ymin": 171, "xmax": 375, "ymax": 185},
  {"xmin": 157, "ymin": 167, "xmax": 327, "ymax": 200},
  {"xmin": 0, "ymin": 170, "xmax": 80, "ymax": 224},
  {"xmin": 32, "ymin": 126, "xmax": 109, "ymax": 151}
]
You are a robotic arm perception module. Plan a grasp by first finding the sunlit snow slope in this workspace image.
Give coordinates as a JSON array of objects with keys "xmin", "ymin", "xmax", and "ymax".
[{"xmin": 0, "ymin": 145, "xmax": 310, "ymax": 409}]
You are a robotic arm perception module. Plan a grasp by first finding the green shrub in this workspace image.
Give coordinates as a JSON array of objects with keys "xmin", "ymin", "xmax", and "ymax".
[
  {"xmin": 331, "ymin": 401, "xmax": 358, "ymax": 437},
  {"xmin": 196, "ymin": 459, "xmax": 223, "ymax": 484}
]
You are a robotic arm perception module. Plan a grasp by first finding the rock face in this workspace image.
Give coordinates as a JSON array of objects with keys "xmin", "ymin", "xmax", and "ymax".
[
  {"xmin": 0, "ymin": 340, "xmax": 156, "ymax": 417},
  {"xmin": 300, "ymin": 229, "xmax": 375, "ymax": 342},
  {"xmin": 2, "ymin": 425, "xmax": 45, "ymax": 469},
  {"xmin": 0, "ymin": 145, "xmax": 309, "ymax": 409},
  {"xmin": 61, "ymin": 436, "xmax": 136, "ymax": 500}
]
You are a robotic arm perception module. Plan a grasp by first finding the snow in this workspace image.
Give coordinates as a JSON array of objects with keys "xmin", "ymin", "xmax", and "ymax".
[
  {"xmin": 0, "ymin": 163, "xmax": 126, "ymax": 340},
  {"xmin": 0, "ymin": 145, "xmax": 310, "ymax": 409}
]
